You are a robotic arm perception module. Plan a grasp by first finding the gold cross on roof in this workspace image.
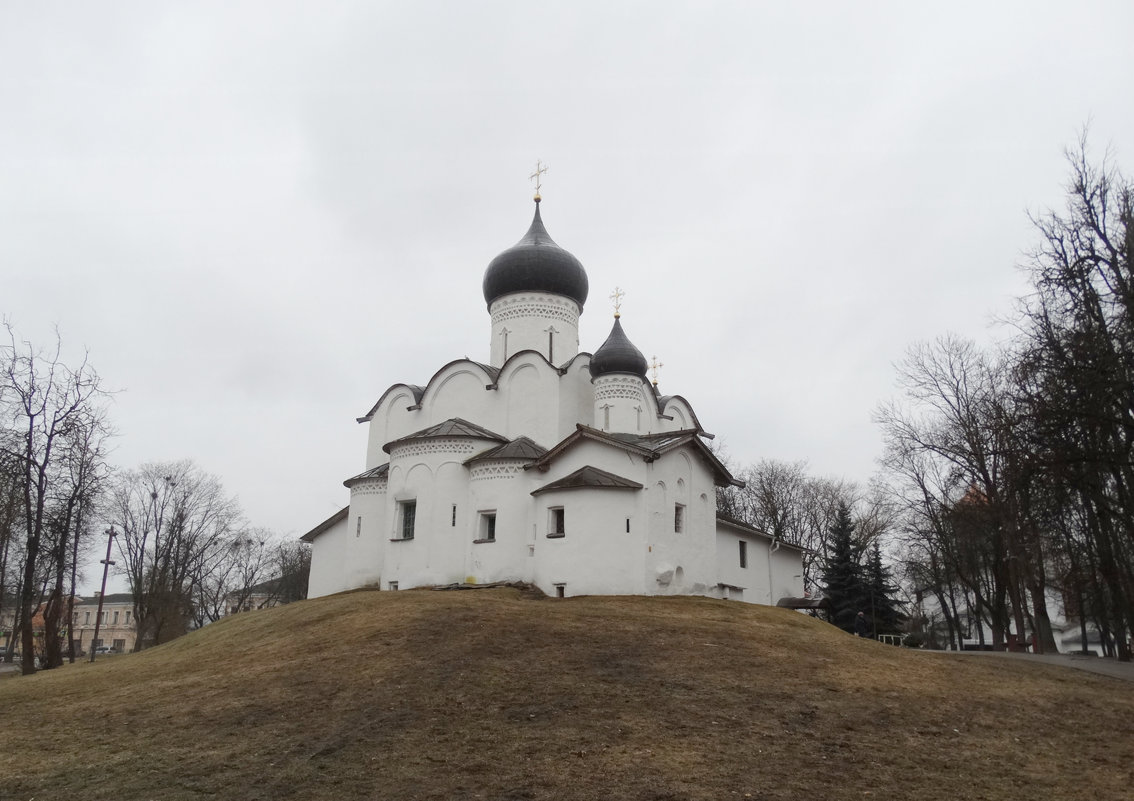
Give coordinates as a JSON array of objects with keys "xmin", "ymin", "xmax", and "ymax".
[
  {"xmin": 649, "ymin": 356, "xmax": 664, "ymax": 387},
  {"xmin": 529, "ymin": 160, "xmax": 548, "ymax": 200},
  {"xmin": 610, "ymin": 286, "xmax": 625, "ymax": 318}
]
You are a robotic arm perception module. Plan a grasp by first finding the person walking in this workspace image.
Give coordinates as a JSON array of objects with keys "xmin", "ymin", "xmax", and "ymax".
[{"xmin": 854, "ymin": 611, "xmax": 870, "ymax": 638}]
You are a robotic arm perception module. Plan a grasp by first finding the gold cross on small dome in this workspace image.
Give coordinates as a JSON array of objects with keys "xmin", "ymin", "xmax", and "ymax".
[
  {"xmin": 650, "ymin": 356, "xmax": 664, "ymax": 387},
  {"xmin": 529, "ymin": 160, "xmax": 548, "ymax": 200},
  {"xmin": 610, "ymin": 286, "xmax": 625, "ymax": 318}
]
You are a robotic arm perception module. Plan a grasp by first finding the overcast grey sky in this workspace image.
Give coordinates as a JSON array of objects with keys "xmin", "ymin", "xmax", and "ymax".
[{"xmin": 3, "ymin": 2, "xmax": 1132, "ymax": 588}]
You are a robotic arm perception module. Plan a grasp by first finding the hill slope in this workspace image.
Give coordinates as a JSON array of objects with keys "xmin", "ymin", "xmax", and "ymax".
[{"xmin": 1, "ymin": 588, "xmax": 1131, "ymax": 800}]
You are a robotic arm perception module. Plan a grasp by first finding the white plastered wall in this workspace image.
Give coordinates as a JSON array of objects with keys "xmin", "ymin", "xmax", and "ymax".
[
  {"xmin": 306, "ymin": 515, "xmax": 352, "ymax": 598},
  {"xmin": 489, "ymin": 291, "xmax": 581, "ymax": 367},
  {"xmin": 593, "ymin": 374, "xmax": 651, "ymax": 434}
]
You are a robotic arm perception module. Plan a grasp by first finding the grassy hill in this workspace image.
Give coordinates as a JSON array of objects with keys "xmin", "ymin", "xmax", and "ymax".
[{"xmin": 1, "ymin": 588, "xmax": 1131, "ymax": 800}]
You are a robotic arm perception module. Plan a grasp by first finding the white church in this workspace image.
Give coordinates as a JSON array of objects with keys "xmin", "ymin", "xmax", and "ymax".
[{"xmin": 302, "ymin": 185, "xmax": 804, "ymax": 604}]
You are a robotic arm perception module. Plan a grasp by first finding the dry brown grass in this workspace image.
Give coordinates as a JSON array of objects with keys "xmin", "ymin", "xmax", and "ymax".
[{"xmin": 1, "ymin": 588, "xmax": 1131, "ymax": 800}]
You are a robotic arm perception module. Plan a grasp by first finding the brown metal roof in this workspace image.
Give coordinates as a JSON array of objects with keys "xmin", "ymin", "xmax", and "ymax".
[
  {"xmin": 531, "ymin": 465, "xmax": 644, "ymax": 495},
  {"xmin": 343, "ymin": 463, "xmax": 390, "ymax": 488},
  {"xmin": 383, "ymin": 417, "xmax": 508, "ymax": 454},
  {"xmin": 465, "ymin": 436, "xmax": 549, "ymax": 464}
]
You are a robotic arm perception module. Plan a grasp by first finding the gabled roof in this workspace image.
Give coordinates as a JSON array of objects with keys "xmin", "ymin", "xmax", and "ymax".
[
  {"xmin": 357, "ymin": 383, "xmax": 426, "ymax": 423},
  {"xmin": 300, "ymin": 506, "xmax": 350, "ymax": 543},
  {"xmin": 716, "ymin": 514, "xmax": 809, "ymax": 552},
  {"xmin": 383, "ymin": 417, "xmax": 508, "ymax": 454},
  {"xmin": 465, "ymin": 436, "xmax": 548, "ymax": 464},
  {"xmin": 76, "ymin": 593, "xmax": 134, "ymax": 606},
  {"xmin": 531, "ymin": 465, "xmax": 644, "ymax": 495},
  {"xmin": 528, "ymin": 425, "xmax": 742, "ymax": 488},
  {"xmin": 776, "ymin": 596, "xmax": 832, "ymax": 611},
  {"xmin": 343, "ymin": 463, "xmax": 390, "ymax": 488}
]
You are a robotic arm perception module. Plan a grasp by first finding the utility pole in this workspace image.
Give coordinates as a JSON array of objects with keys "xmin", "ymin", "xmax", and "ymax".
[{"xmin": 89, "ymin": 526, "xmax": 116, "ymax": 663}]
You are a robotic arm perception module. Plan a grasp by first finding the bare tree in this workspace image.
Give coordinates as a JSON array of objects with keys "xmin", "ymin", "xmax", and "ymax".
[
  {"xmin": 268, "ymin": 540, "xmax": 311, "ymax": 605},
  {"xmin": 111, "ymin": 460, "xmax": 242, "ymax": 649},
  {"xmin": 0, "ymin": 325, "xmax": 109, "ymax": 674},
  {"xmin": 1013, "ymin": 133, "xmax": 1134, "ymax": 658},
  {"xmin": 192, "ymin": 529, "xmax": 273, "ymax": 625}
]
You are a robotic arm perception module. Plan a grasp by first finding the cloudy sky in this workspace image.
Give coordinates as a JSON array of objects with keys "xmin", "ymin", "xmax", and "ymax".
[{"xmin": 3, "ymin": 2, "xmax": 1132, "ymax": 587}]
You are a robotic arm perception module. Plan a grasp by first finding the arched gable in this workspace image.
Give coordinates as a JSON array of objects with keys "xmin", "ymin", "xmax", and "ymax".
[
  {"xmin": 363, "ymin": 385, "xmax": 424, "ymax": 469},
  {"xmin": 419, "ymin": 360, "xmax": 500, "ymax": 427},
  {"xmin": 658, "ymin": 394, "xmax": 702, "ymax": 433}
]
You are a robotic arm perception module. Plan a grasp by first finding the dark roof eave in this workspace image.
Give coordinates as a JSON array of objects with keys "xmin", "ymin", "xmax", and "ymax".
[{"xmin": 301, "ymin": 506, "xmax": 350, "ymax": 543}]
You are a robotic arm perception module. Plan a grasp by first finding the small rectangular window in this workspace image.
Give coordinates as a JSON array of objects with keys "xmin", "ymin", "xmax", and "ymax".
[
  {"xmin": 84, "ymin": 611, "xmax": 90, "ymax": 625},
  {"xmin": 356, "ymin": 516, "xmax": 362, "ymax": 538},
  {"xmin": 626, "ymin": 518, "xmax": 631, "ymax": 533},
  {"xmin": 452, "ymin": 504, "xmax": 457, "ymax": 526},
  {"xmin": 548, "ymin": 507, "xmax": 565, "ymax": 536},
  {"xmin": 399, "ymin": 501, "xmax": 417, "ymax": 539},
  {"xmin": 739, "ymin": 540, "xmax": 748, "ymax": 569},
  {"xmin": 112, "ymin": 611, "xmax": 119, "ymax": 625},
  {"xmin": 388, "ymin": 581, "xmax": 399, "ymax": 591},
  {"xmin": 554, "ymin": 583, "xmax": 566, "ymax": 598},
  {"xmin": 477, "ymin": 511, "xmax": 497, "ymax": 542},
  {"xmin": 124, "ymin": 611, "xmax": 131, "ymax": 625},
  {"xmin": 675, "ymin": 504, "xmax": 685, "ymax": 533}
]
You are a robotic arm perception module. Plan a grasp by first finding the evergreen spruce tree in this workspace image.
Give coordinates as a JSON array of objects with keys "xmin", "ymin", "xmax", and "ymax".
[
  {"xmin": 864, "ymin": 540, "xmax": 905, "ymax": 635},
  {"xmin": 821, "ymin": 501, "xmax": 867, "ymax": 634}
]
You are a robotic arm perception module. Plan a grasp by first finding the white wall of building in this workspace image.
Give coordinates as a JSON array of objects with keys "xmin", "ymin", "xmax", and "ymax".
[{"xmin": 489, "ymin": 291, "xmax": 581, "ymax": 367}]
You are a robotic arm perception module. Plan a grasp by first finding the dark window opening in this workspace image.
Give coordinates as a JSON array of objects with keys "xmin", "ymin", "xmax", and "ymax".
[
  {"xmin": 400, "ymin": 501, "xmax": 416, "ymax": 540},
  {"xmin": 739, "ymin": 540, "xmax": 748, "ymax": 569}
]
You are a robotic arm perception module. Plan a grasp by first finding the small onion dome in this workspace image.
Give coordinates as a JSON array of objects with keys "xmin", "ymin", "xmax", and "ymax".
[
  {"xmin": 483, "ymin": 201, "xmax": 589, "ymax": 309},
  {"xmin": 589, "ymin": 317, "xmax": 648, "ymax": 378}
]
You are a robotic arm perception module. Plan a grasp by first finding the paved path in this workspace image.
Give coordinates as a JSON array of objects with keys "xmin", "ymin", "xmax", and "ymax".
[{"xmin": 939, "ymin": 649, "xmax": 1134, "ymax": 682}]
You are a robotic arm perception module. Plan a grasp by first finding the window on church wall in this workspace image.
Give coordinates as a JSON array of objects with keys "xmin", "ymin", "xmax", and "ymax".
[
  {"xmin": 476, "ymin": 511, "xmax": 497, "ymax": 542},
  {"xmin": 675, "ymin": 504, "xmax": 685, "ymax": 533},
  {"xmin": 356, "ymin": 516, "xmax": 362, "ymax": 538},
  {"xmin": 112, "ymin": 611, "xmax": 119, "ymax": 625},
  {"xmin": 389, "ymin": 581, "xmax": 399, "ymax": 591},
  {"xmin": 398, "ymin": 501, "xmax": 417, "ymax": 540},
  {"xmin": 739, "ymin": 540, "xmax": 748, "ymax": 569},
  {"xmin": 452, "ymin": 504, "xmax": 457, "ymax": 527},
  {"xmin": 547, "ymin": 507, "xmax": 565, "ymax": 537}
]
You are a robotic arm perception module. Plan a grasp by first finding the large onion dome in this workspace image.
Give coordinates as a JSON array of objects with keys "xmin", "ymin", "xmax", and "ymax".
[
  {"xmin": 482, "ymin": 200, "xmax": 589, "ymax": 309},
  {"xmin": 589, "ymin": 316, "xmax": 648, "ymax": 378}
]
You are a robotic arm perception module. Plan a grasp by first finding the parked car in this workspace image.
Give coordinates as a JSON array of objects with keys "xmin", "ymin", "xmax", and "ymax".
[{"xmin": 94, "ymin": 646, "xmax": 114, "ymax": 656}]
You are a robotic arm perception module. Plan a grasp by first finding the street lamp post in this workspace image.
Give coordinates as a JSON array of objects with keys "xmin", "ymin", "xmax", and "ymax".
[{"xmin": 89, "ymin": 526, "xmax": 117, "ymax": 663}]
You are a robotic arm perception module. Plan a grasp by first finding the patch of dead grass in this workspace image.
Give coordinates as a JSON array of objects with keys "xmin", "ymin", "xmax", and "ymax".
[{"xmin": 1, "ymin": 589, "xmax": 1131, "ymax": 800}]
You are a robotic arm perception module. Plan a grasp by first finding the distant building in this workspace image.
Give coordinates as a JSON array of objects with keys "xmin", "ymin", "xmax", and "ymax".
[
  {"xmin": 302, "ymin": 192, "xmax": 805, "ymax": 604},
  {"xmin": 72, "ymin": 593, "xmax": 137, "ymax": 654},
  {"xmin": 224, "ymin": 579, "xmax": 286, "ymax": 616}
]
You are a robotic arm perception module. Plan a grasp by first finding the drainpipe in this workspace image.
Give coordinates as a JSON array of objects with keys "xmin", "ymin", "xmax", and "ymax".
[{"xmin": 767, "ymin": 538, "xmax": 781, "ymax": 604}]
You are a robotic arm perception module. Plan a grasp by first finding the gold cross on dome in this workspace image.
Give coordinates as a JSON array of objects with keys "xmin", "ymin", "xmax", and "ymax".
[
  {"xmin": 529, "ymin": 160, "xmax": 548, "ymax": 200},
  {"xmin": 609, "ymin": 286, "xmax": 625, "ymax": 318},
  {"xmin": 649, "ymin": 356, "xmax": 664, "ymax": 387}
]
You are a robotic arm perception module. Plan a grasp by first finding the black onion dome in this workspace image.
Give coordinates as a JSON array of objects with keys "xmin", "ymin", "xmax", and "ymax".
[
  {"xmin": 589, "ymin": 317, "xmax": 648, "ymax": 378},
  {"xmin": 483, "ymin": 201, "xmax": 589, "ymax": 309}
]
